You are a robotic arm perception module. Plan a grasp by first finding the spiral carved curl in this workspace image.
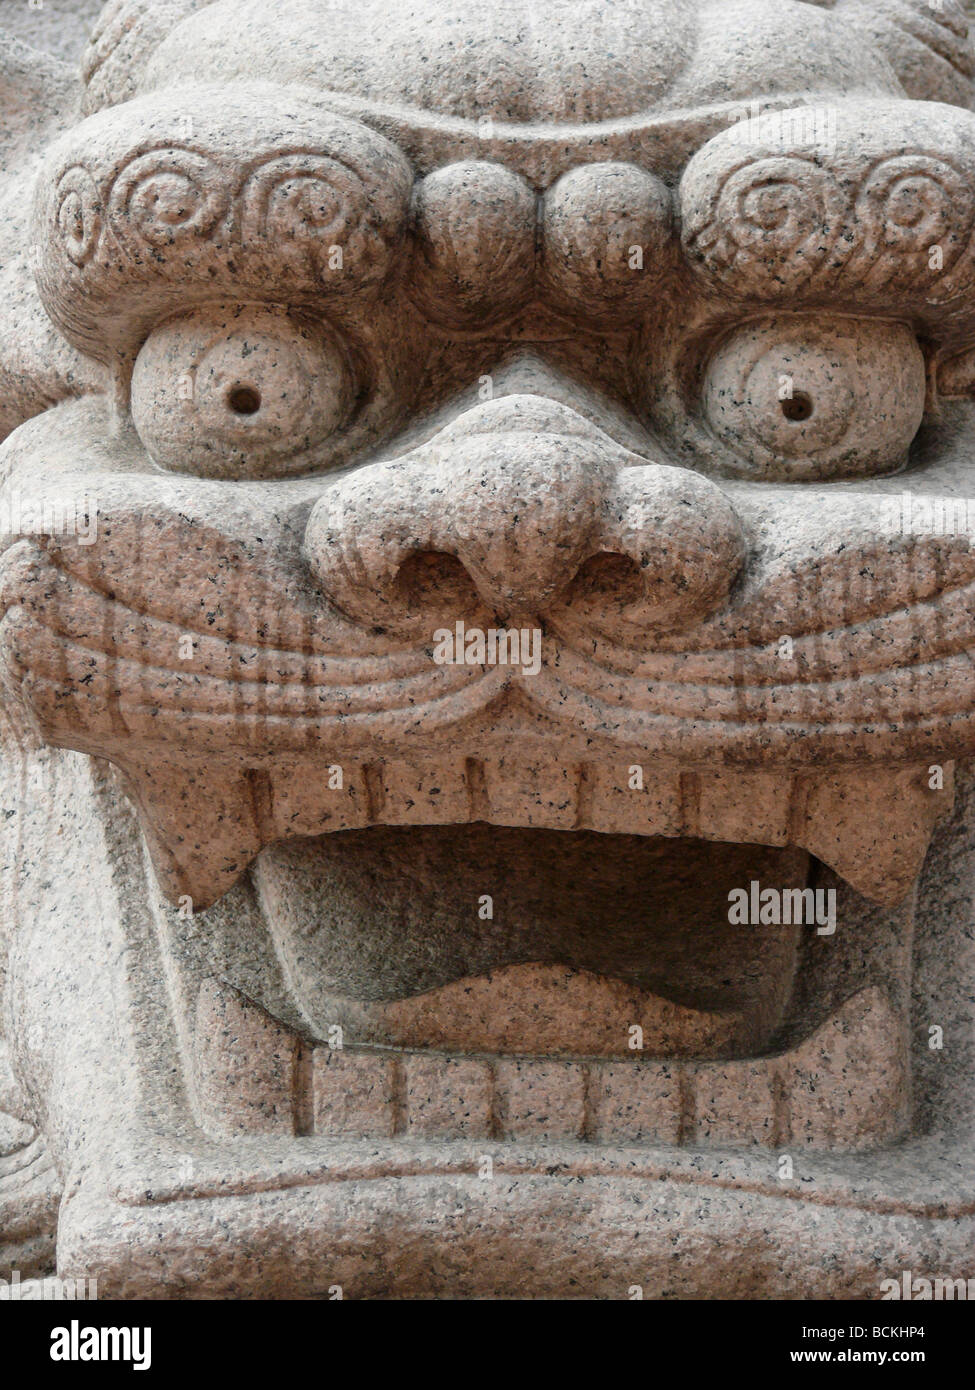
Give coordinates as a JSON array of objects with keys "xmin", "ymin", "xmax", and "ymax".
[
  {"xmin": 682, "ymin": 146, "xmax": 975, "ymax": 305},
  {"xmin": 684, "ymin": 155, "xmax": 848, "ymax": 294},
  {"xmin": 51, "ymin": 141, "xmax": 403, "ymax": 290},
  {"xmin": 239, "ymin": 153, "xmax": 378, "ymax": 280},
  {"xmin": 53, "ymin": 166, "xmax": 104, "ymax": 268},
  {"xmin": 107, "ymin": 149, "xmax": 229, "ymax": 257}
]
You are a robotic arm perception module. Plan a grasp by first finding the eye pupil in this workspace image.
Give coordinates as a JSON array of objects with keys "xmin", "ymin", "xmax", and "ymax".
[
  {"xmin": 227, "ymin": 385, "xmax": 261, "ymax": 416},
  {"xmin": 780, "ymin": 391, "xmax": 813, "ymax": 423}
]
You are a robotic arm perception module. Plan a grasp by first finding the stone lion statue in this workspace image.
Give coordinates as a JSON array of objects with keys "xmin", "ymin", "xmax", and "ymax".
[{"xmin": 0, "ymin": 0, "xmax": 973, "ymax": 1298}]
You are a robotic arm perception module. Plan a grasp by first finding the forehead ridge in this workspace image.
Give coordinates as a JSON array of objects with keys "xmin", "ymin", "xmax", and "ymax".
[{"xmin": 86, "ymin": 0, "xmax": 910, "ymax": 127}]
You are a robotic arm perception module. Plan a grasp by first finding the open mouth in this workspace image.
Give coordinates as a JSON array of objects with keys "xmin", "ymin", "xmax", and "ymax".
[
  {"xmin": 254, "ymin": 823, "xmax": 811, "ymax": 1060},
  {"xmin": 181, "ymin": 811, "xmax": 913, "ymax": 1157}
]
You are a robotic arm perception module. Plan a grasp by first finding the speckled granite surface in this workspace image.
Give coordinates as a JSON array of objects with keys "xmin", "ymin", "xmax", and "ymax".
[{"xmin": 0, "ymin": 0, "xmax": 974, "ymax": 1298}]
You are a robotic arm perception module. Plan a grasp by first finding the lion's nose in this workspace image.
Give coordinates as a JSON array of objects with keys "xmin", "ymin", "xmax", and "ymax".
[
  {"xmin": 303, "ymin": 402, "xmax": 745, "ymax": 631},
  {"xmin": 420, "ymin": 434, "xmax": 606, "ymax": 613}
]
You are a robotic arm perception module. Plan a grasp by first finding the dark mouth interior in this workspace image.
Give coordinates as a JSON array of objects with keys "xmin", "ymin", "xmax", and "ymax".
[{"xmin": 255, "ymin": 825, "xmax": 814, "ymax": 1059}]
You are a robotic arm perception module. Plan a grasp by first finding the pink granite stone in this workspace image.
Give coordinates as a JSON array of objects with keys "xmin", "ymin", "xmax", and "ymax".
[{"xmin": 0, "ymin": 0, "xmax": 973, "ymax": 1301}]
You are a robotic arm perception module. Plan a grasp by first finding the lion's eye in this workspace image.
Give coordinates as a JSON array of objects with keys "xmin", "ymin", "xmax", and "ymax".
[
  {"xmin": 131, "ymin": 306, "xmax": 353, "ymax": 479},
  {"xmin": 702, "ymin": 317, "xmax": 926, "ymax": 481}
]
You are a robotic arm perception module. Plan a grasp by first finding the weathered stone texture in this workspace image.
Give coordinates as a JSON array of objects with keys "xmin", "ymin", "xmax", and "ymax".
[{"xmin": 0, "ymin": 0, "xmax": 973, "ymax": 1299}]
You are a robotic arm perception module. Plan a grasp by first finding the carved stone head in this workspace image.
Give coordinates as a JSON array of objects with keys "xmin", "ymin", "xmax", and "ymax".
[{"xmin": 1, "ymin": 0, "xmax": 974, "ymax": 1297}]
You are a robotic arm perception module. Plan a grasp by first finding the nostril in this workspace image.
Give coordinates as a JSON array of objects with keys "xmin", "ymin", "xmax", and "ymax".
[
  {"xmin": 394, "ymin": 550, "xmax": 481, "ymax": 611},
  {"xmin": 226, "ymin": 384, "xmax": 262, "ymax": 416},
  {"xmin": 569, "ymin": 551, "xmax": 644, "ymax": 606}
]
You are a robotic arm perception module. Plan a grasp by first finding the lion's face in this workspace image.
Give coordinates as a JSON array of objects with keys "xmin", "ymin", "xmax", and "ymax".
[{"xmin": 3, "ymin": 0, "xmax": 975, "ymax": 1201}]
